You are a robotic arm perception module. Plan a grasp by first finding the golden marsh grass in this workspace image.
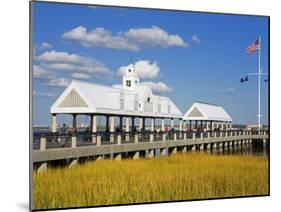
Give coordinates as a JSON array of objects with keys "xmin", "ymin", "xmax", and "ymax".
[{"xmin": 33, "ymin": 153, "xmax": 268, "ymax": 209}]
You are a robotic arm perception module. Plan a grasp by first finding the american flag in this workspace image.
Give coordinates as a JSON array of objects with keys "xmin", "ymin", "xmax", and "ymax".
[{"xmin": 247, "ymin": 38, "xmax": 260, "ymax": 55}]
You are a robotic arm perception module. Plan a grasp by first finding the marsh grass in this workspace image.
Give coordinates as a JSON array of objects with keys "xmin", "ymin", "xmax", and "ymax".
[{"xmin": 33, "ymin": 153, "xmax": 268, "ymax": 209}]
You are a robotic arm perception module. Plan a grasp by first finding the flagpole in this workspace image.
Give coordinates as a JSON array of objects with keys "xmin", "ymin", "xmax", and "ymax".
[{"xmin": 258, "ymin": 36, "xmax": 261, "ymax": 133}]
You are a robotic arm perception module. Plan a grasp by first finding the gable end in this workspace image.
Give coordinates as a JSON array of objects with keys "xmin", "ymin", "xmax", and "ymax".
[
  {"xmin": 59, "ymin": 89, "xmax": 88, "ymax": 108},
  {"xmin": 187, "ymin": 107, "xmax": 204, "ymax": 117}
]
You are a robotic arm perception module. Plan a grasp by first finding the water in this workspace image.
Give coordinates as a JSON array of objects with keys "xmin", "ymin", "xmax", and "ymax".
[
  {"xmin": 153, "ymin": 140, "xmax": 269, "ymax": 158},
  {"xmin": 213, "ymin": 141, "xmax": 269, "ymax": 158}
]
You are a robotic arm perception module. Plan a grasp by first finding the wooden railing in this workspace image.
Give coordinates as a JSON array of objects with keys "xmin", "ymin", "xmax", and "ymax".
[{"xmin": 33, "ymin": 129, "xmax": 269, "ymax": 151}]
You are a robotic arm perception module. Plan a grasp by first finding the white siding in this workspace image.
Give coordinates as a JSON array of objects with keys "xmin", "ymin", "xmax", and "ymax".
[
  {"xmin": 120, "ymin": 92, "xmax": 124, "ymax": 110},
  {"xmin": 124, "ymin": 93, "xmax": 135, "ymax": 111},
  {"xmin": 161, "ymin": 100, "xmax": 169, "ymax": 114},
  {"xmin": 144, "ymin": 102, "xmax": 153, "ymax": 112}
]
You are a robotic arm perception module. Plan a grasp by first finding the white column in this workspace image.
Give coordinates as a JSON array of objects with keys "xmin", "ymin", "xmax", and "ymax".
[
  {"xmin": 183, "ymin": 120, "xmax": 187, "ymax": 140},
  {"xmin": 91, "ymin": 115, "xmax": 97, "ymax": 133},
  {"xmin": 150, "ymin": 118, "xmax": 154, "ymax": 142},
  {"xmin": 139, "ymin": 117, "xmax": 143, "ymax": 131},
  {"xmin": 125, "ymin": 116, "xmax": 130, "ymax": 141},
  {"xmin": 110, "ymin": 116, "xmax": 115, "ymax": 142},
  {"xmin": 51, "ymin": 114, "xmax": 57, "ymax": 133},
  {"xmin": 161, "ymin": 119, "xmax": 166, "ymax": 141},
  {"xmin": 125, "ymin": 117, "xmax": 130, "ymax": 132},
  {"xmin": 171, "ymin": 118, "xmax": 174, "ymax": 128},
  {"xmin": 110, "ymin": 116, "xmax": 115, "ymax": 132},
  {"xmin": 91, "ymin": 115, "xmax": 97, "ymax": 143},
  {"xmin": 206, "ymin": 121, "xmax": 209, "ymax": 130},
  {"xmin": 179, "ymin": 119, "xmax": 183, "ymax": 131},
  {"xmin": 151, "ymin": 118, "xmax": 154, "ymax": 132}
]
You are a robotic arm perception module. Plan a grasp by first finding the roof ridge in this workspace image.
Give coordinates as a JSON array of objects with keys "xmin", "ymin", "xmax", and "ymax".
[
  {"xmin": 73, "ymin": 80, "xmax": 125, "ymax": 91},
  {"xmin": 195, "ymin": 101, "xmax": 219, "ymax": 106}
]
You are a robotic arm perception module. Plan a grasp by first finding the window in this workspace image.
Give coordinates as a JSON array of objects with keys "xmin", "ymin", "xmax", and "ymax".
[
  {"xmin": 147, "ymin": 97, "xmax": 150, "ymax": 102},
  {"xmin": 126, "ymin": 80, "xmax": 131, "ymax": 87},
  {"xmin": 128, "ymin": 69, "xmax": 131, "ymax": 72},
  {"xmin": 135, "ymin": 80, "xmax": 138, "ymax": 84}
]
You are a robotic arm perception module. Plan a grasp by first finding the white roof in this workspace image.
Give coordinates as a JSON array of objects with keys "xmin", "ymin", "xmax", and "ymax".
[
  {"xmin": 183, "ymin": 102, "xmax": 232, "ymax": 122},
  {"xmin": 51, "ymin": 80, "xmax": 183, "ymax": 118}
]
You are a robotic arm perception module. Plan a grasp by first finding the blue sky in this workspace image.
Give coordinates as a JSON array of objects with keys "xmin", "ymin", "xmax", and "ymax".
[{"xmin": 32, "ymin": 2, "xmax": 269, "ymax": 126}]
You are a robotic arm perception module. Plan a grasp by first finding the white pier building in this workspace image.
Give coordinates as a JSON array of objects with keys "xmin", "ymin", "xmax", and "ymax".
[
  {"xmin": 183, "ymin": 102, "xmax": 232, "ymax": 131},
  {"xmin": 50, "ymin": 64, "xmax": 183, "ymax": 135}
]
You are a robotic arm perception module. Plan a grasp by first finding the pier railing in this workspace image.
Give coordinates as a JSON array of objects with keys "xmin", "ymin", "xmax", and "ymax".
[{"xmin": 33, "ymin": 129, "xmax": 269, "ymax": 151}]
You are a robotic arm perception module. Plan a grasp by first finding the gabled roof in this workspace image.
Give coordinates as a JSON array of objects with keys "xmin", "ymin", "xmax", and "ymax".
[
  {"xmin": 183, "ymin": 102, "xmax": 232, "ymax": 122},
  {"xmin": 51, "ymin": 80, "xmax": 183, "ymax": 118},
  {"xmin": 51, "ymin": 80, "xmax": 121, "ymax": 114},
  {"xmin": 166, "ymin": 97, "xmax": 182, "ymax": 116}
]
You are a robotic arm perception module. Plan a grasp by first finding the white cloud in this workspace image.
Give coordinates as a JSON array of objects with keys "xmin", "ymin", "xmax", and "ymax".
[
  {"xmin": 62, "ymin": 26, "xmax": 187, "ymax": 51},
  {"xmin": 71, "ymin": 73, "xmax": 91, "ymax": 80},
  {"xmin": 125, "ymin": 26, "xmax": 187, "ymax": 48},
  {"xmin": 40, "ymin": 42, "xmax": 53, "ymax": 49},
  {"xmin": 141, "ymin": 81, "xmax": 172, "ymax": 93},
  {"xmin": 191, "ymin": 35, "xmax": 200, "ymax": 44},
  {"xmin": 35, "ymin": 50, "xmax": 110, "ymax": 76},
  {"xmin": 36, "ymin": 50, "xmax": 83, "ymax": 63},
  {"xmin": 33, "ymin": 65, "xmax": 54, "ymax": 79},
  {"xmin": 218, "ymin": 87, "xmax": 236, "ymax": 93},
  {"xmin": 62, "ymin": 26, "xmax": 138, "ymax": 51},
  {"xmin": 34, "ymin": 50, "xmax": 112, "ymax": 88},
  {"xmin": 117, "ymin": 60, "xmax": 171, "ymax": 93},
  {"xmin": 45, "ymin": 78, "xmax": 70, "ymax": 88},
  {"xmin": 33, "ymin": 90, "xmax": 56, "ymax": 97},
  {"xmin": 118, "ymin": 60, "xmax": 160, "ymax": 79}
]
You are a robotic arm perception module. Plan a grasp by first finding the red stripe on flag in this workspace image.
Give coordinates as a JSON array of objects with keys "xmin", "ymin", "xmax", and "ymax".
[{"xmin": 246, "ymin": 42, "xmax": 260, "ymax": 55}]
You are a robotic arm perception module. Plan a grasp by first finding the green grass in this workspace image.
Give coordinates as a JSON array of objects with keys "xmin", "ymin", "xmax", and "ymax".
[{"xmin": 33, "ymin": 153, "xmax": 268, "ymax": 210}]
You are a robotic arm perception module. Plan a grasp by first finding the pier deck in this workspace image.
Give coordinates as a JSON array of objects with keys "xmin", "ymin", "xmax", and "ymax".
[{"xmin": 33, "ymin": 131, "xmax": 269, "ymax": 165}]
